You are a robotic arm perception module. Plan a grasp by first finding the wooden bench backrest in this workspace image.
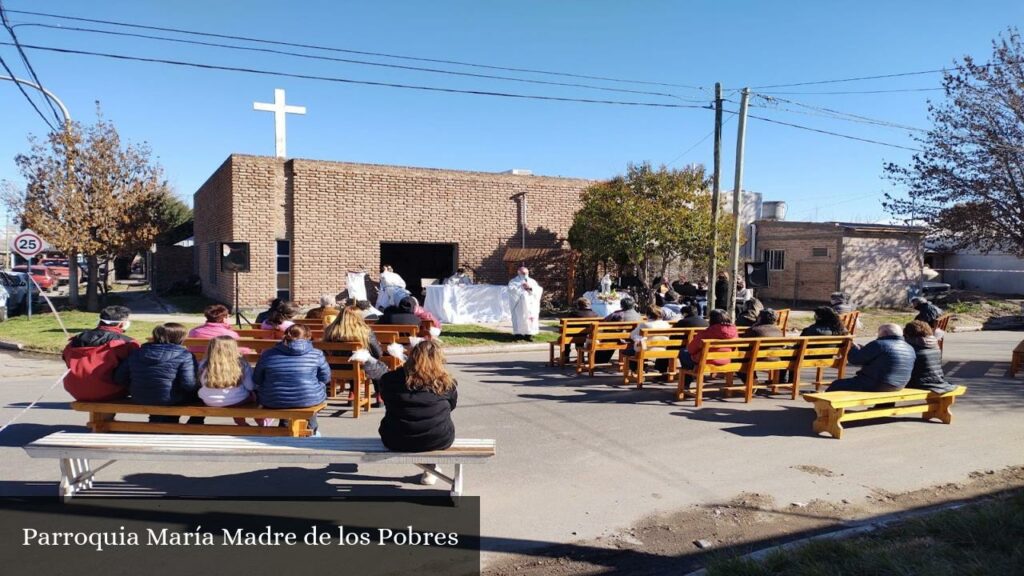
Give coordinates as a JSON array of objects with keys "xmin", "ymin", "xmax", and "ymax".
[
  {"xmin": 235, "ymin": 328, "xmax": 274, "ymax": 338},
  {"xmin": 799, "ymin": 335, "xmax": 854, "ymax": 368},
  {"xmin": 838, "ymin": 311, "xmax": 860, "ymax": 336},
  {"xmin": 634, "ymin": 327, "xmax": 699, "ymax": 358},
  {"xmin": 695, "ymin": 338, "xmax": 757, "ymax": 374},
  {"xmin": 935, "ymin": 314, "xmax": 951, "ymax": 331},
  {"xmin": 293, "ymin": 318, "xmax": 324, "ymax": 327},
  {"xmin": 556, "ymin": 318, "xmax": 599, "ymax": 345},
  {"xmin": 746, "ymin": 337, "xmax": 808, "ymax": 371},
  {"xmin": 313, "ymin": 341, "xmax": 366, "ymax": 384},
  {"xmin": 587, "ymin": 322, "xmax": 639, "ymax": 351},
  {"xmin": 775, "ymin": 309, "xmax": 790, "ymax": 333},
  {"xmin": 372, "ymin": 324, "xmax": 419, "ymax": 338}
]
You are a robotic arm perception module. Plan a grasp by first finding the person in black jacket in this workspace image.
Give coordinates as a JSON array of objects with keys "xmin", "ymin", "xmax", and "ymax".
[
  {"xmin": 910, "ymin": 297, "xmax": 944, "ymax": 329},
  {"xmin": 674, "ymin": 304, "xmax": 709, "ymax": 329},
  {"xmin": 903, "ymin": 320, "xmax": 955, "ymax": 393},
  {"xmin": 376, "ymin": 341, "xmax": 458, "ymax": 484},
  {"xmin": 115, "ymin": 322, "xmax": 198, "ymax": 423},
  {"xmin": 714, "ymin": 272, "xmax": 730, "ymax": 311},
  {"xmin": 747, "ymin": 309, "xmax": 783, "ymax": 338},
  {"xmin": 800, "ymin": 306, "xmax": 849, "ymax": 337},
  {"xmin": 380, "ymin": 296, "xmax": 421, "ymax": 327}
]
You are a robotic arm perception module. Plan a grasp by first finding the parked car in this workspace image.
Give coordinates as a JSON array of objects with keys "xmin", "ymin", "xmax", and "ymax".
[
  {"xmin": 40, "ymin": 258, "xmax": 71, "ymax": 285},
  {"xmin": 11, "ymin": 265, "xmax": 58, "ymax": 291},
  {"xmin": 0, "ymin": 271, "xmax": 30, "ymax": 313}
]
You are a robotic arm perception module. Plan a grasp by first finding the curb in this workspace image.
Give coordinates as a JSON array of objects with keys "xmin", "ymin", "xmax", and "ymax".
[
  {"xmin": 442, "ymin": 343, "xmax": 549, "ymax": 356},
  {"xmin": 0, "ymin": 340, "xmax": 24, "ymax": 351}
]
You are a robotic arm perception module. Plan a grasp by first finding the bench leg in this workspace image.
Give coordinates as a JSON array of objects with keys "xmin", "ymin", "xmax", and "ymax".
[
  {"xmin": 59, "ymin": 458, "xmax": 101, "ymax": 501},
  {"xmin": 636, "ymin": 360, "xmax": 645, "ymax": 390},
  {"xmin": 451, "ymin": 463, "xmax": 464, "ymax": 498},
  {"xmin": 923, "ymin": 395, "xmax": 956, "ymax": 424},
  {"xmin": 694, "ymin": 374, "xmax": 705, "ymax": 408},
  {"xmin": 824, "ymin": 407, "xmax": 844, "ymax": 439}
]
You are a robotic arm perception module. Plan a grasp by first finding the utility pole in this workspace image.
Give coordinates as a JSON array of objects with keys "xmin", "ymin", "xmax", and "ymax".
[
  {"xmin": 727, "ymin": 88, "xmax": 750, "ymax": 320},
  {"xmin": 706, "ymin": 82, "xmax": 723, "ymax": 317}
]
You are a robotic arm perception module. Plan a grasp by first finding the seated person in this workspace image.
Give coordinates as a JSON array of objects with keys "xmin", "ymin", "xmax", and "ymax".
[
  {"xmin": 445, "ymin": 267, "xmax": 473, "ymax": 286},
  {"xmin": 678, "ymin": 309, "xmax": 739, "ymax": 387},
  {"xmin": 305, "ymin": 294, "xmax": 339, "ymax": 320},
  {"xmin": 661, "ymin": 292, "xmax": 683, "ymax": 319},
  {"xmin": 115, "ymin": 323, "xmax": 198, "ymax": 423},
  {"xmin": 189, "ymin": 304, "xmax": 240, "ymax": 340},
  {"xmin": 627, "ymin": 305, "xmax": 672, "ymax": 375},
  {"xmin": 746, "ymin": 309, "xmax": 783, "ymax": 338},
  {"xmin": 356, "ymin": 299, "xmax": 383, "ymax": 321},
  {"xmin": 62, "ymin": 305, "xmax": 139, "ymax": 401},
  {"xmin": 594, "ymin": 297, "xmax": 642, "ymax": 364},
  {"xmin": 830, "ymin": 292, "xmax": 855, "ymax": 314},
  {"xmin": 198, "ymin": 336, "xmax": 268, "ymax": 427},
  {"xmin": 324, "ymin": 306, "xmax": 385, "ymax": 405},
  {"xmin": 253, "ymin": 324, "xmax": 329, "ymax": 433},
  {"xmin": 911, "ymin": 297, "xmax": 944, "ymax": 330},
  {"xmin": 572, "ymin": 297, "xmax": 599, "ymax": 319},
  {"xmin": 826, "ymin": 324, "xmax": 916, "ymax": 392},
  {"xmin": 801, "ymin": 306, "xmax": 849, "ymax": 336},
  {"xmin": 736, "ymin": 297, "xmax": 764, "ymax": 327},
  {"xmin": 380, "ymin": 296, "xmax": 422, "ymax": 327},
  {"xmin": 674, "ymin": 304, "xmax": 709, "ymax": 329},
  {"xmin": 260, "ymin": 301, "xmax": 298, "ymax": 335},
  {"xmin": 410, "ymin": 296, "xmax": 442, "ymax": 337},
  {"xmin": 377, "ymin": 341, "xmax": 458, "ymax": 483},
  {"xmin": 903, "ymin": 320, "xmax": 956, "ymax": 394},
  {"xmin": 254, "ymin": 298, "xmax": 282, "ymax": 325}
]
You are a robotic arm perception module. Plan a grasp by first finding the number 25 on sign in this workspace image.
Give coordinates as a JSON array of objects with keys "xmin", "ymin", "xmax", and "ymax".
[{"xmin": 9, "ymin": 229, "xmax": 48, "ymax": 319}]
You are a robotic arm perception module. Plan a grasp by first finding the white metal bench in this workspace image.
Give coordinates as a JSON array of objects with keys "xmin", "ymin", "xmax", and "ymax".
[{"xmin": 24, "ymin": 433, "xmax": 496, "ymax": 501}]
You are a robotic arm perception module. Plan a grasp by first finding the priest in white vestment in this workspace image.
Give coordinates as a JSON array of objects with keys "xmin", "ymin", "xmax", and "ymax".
[
  {"xmin": 507, "ymin": 266, "xmax": 543, "ymax": 341},
  {"xmin": 377, "ymin": 265, "xmax": 408, "ymax": 310}
]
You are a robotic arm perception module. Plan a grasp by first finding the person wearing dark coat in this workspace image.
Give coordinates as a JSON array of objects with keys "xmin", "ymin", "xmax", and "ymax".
[
  {"xmin": 596, "ymin": 297, "xmax": 642, "ymax": 364},
  {"xmin": 713, "ymin": 273, "xmax": 730, "ymax": 311},
  {"xmin": 377, "ymin": 341, "xmax": 458, "ymax": 462},
  {"xmin": 903, "ymin": 321, "xmax": 956, "ymax": 394},
  {"xmin": 747, "ymin": 309, "xmax": 783, "ymax": 338},
  {"xmin": 115, "ymin": 323, "xmax": 198, "ymax": 423},
  {"xmin": 254, "ymin": 297, "xmax": 282, "ymax": 325},
  {"xmin": 911, "ymin": 297, "xmax": 944, "ymax": 329},
  {"xmin": 254, "ymin": 325, "xmax": 329, "ymax": 432},
  {"xmin": 827, "ymin": 324, "xmax": 916, "ymax": 392},
  {"xmin": 62, "ymin": 305, "xmax": 139, "ymax": 402},
  {"xmin": 674, "ymin": 304, "xmax": 709, "ymax": 329},
  {"xmin": 379, "ymin": 296, "xmax": 422, "ymax": 327},
  {"xmin": 566, "ymin": 297, "xmax": 599, "ymax": 360},
  {"xmin": 800, "ymin": 306, "xmax": 849, "ymax": 337},
  {"xmin": 736, "ymin": 298, "xmax": 764, "ymax": 327}
]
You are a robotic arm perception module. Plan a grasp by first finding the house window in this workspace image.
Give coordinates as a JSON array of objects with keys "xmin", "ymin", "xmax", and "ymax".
[
  {"xmin": 207, "ymin": 242, "xmax": 217, "ymax": 286},
  {"xmin": 276, "ymin": 240, "xmax": 290, "ymax": 301},
  {"xmin": 764, "ymin": 249, "xmax": 785, "ymax": 271},
  {"xmin": 812, "ymin": 247, "xmax": 829, "ymax": 257}
]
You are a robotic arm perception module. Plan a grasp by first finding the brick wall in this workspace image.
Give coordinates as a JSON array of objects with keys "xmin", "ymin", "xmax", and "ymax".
[
  {"xmin": 152, "ymin": 246, "xmax": 194, "ymax": 293},
  {"xmin": 194, "ymin": 154, "xmax": 593, "ymax": 308},
  {"xmin": 840, "ymin": 234, "xmax": 923, "ymax": 307},
  {"xmin": 755, "ymin": 222, "xmax": 843, "ymax": 304}
]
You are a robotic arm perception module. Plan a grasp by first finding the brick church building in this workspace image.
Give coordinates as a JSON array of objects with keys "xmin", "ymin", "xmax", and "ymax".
[{"xmin": 193, "ymin": 154, "xmax": 593, "ymax": 308}]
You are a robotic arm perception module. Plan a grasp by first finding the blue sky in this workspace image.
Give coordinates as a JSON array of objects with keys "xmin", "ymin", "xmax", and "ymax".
[{"xmin": 1, "ymin": 0, "xmax": 1021, "ymax": 225}]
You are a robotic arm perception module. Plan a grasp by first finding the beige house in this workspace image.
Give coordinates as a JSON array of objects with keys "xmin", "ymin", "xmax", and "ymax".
[{"xmin": 754, "ymin": 221, "xmax": 927, "ymax": 307}]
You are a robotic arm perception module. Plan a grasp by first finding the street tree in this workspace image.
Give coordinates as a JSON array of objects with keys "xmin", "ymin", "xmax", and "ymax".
[
  {"xmin": 884, "ymin": 28, "xmax": 1024, "ymax": 256},
  {"xmin": 3, "ymin": 108, "xmax": 177, "ymax": 311}
]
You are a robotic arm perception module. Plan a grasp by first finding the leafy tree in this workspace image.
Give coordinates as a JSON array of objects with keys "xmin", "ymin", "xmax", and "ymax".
[
  {"xmin": 569, "ymin": 162, "xmax": 734, "ymax": 287},
  {"xmin": 3, "ymin": 108, "xmax": 175, "ymax": 311},
  {"xmin": 884, "ymin": 28, "xmax": 1024, "ymax": 256}
]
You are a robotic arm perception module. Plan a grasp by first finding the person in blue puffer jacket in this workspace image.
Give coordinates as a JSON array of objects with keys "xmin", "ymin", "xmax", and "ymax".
[
  {"xmin": 827, "ymin": 323, "xmax": 916, "ymax": 392},
  {"xmin": 253, "ymin": 324, "xmax": 329, "ymax": 432},
  {"xmin": 115, "ymin": 322, "xmax": 198, "ymax": 423}
]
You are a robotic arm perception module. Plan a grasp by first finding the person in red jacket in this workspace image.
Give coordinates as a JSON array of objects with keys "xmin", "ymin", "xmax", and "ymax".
[
  {"xmin": 62, "ymin": 305, "xmax": 139, "ymax": 401},
  {"xmin": 678, "ymin": 309, "xmax": 739, "ymax": 388}
]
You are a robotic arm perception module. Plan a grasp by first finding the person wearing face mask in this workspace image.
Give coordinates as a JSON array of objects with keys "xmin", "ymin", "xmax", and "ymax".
[
  {"xmin": 508, "ymin": 266, "xmax": 544, "ymax": 342},
  {"xmin": 62, "ymin": 305, "xmax": 140, "ymax": 401}
]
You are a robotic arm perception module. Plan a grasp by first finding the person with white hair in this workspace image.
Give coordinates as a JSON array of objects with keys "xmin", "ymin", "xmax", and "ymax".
[
  {"xmin": 507, "ymin": 266, "xmax": 543, "ymax": 341},
  {"xmin": 826, "ymin": 323, "xmax": 916, "ymax": 392},
  {"xmin": 305, "ymin": 294, "xmax": 339, "ymax": 320}
]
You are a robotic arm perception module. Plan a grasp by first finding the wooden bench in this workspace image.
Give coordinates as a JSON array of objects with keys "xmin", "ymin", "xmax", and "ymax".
[
  {"xmin": 803, "ymin": 385, "xmax": 967, "ymax": 439},
  {"xmin": 935, "ymin": 314, "xmax": 952, "ymax": 352},
  {"xmin": 676, "ymin": 337, "xmax": 810, "ymax": 406},
  {"xmin": 24, "ymin": 432, "xmax": 496, "ymax": 501},
  {"xmin": 620, "ymin": 327, "xmax": 699, "ymax": 388},
  {"xmin": 235, "ymin": 328, "xmax": 275, "ymax": 338},
  {"xmin": 576, "ymin": 321, "xmax": 639, "ymax": 376},
  {"xmin": 838, "ymin": 311, "xmax": 860, "ymax": 336},
  {"xmin": 71, "ymin": 400, "xmax": 325, "ymax": 437},
  {"xmin": 775, "ymin": 308, "xmax": 791, "ymax": 333},
  {"xmin": 1011, "ymin": 339, "xmax": 1024, "ymax": 377},
  {"xmin": 799, "ymin": 336, "xmax": 855, "ymax": 392},
  {"xmin": 549, "ymin": 318, "xmax": 598, "ymax": 367},
  {"xmin": 185, "ymin": 337, "xmax": 277, "ymax": 364},
  {"xmin": 314, "ymin": 341, "xmax": 373, "ymax": 418}
]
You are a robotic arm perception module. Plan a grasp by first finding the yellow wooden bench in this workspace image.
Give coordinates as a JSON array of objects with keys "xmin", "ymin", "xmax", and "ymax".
[
  {"xmin": 314, "ymin": 340, "xmax": 373, "ymax": 418},
  {"xmin": 576, "ymin": 321, "xmax": 639, "ymax": 376},
  {"xmin": 620, "ymin": 327, "xmax": 699, "ymax": 388},
  {"xmin": 71, "ymin": 400, "xmax": 326, "ymax": 437},
  {"xmin": 838, "ymin": 311, "xmax": 860, "ymax": 336},
  {"xmin": 549, "ymin": 318, "xmax": 598, "ymax": 367},
  {"xmin": 775, "ymin": 308, "xmax": 791, "ymax": 333},
  {"xmin": 1011, "ymin": 339, "xmax": 1024, "ymax": 377},
  {"xmin": 676, "ymin": 337, "xmax": 810, "ymax": 406},
  {"xmin": 802, "ymin": 385, "xmax": 967, "ymax": 439},
  {"xmin": 799, "ymin": 336, "xmax": 855, "ymax": 393}
]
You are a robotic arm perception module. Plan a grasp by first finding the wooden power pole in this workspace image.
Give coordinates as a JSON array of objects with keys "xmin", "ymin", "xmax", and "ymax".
[
  {"xmin": 726, "ymin": 87, "xmax": 750, "ymax": 320},
  {"xmin": 707, "ymin": 83, "xmax": 723, "ymax": 316}
]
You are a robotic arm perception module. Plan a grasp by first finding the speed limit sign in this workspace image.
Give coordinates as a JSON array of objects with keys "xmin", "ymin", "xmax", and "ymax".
[{"xmin": 11, "ymin": 229, "xmax": 47, "ymax": 259}]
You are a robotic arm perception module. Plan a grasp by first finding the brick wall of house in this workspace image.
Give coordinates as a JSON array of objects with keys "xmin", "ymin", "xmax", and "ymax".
[
  {"xmin": 754, "ymin": 221, "xmax": 843, "ymax": 304},
  {"xmin": 152, "ymin": 246, "xmax": 194, "ymax": 293},
  {"xmin": 194, "ymin": 154, "xmax": 593, "ymax": 308},
  {"xmin": 840, "ymin": 234, "xmax": 923, "ymax": 307}
]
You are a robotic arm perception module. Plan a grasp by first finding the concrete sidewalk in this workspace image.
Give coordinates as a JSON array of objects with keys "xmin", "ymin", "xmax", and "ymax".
[{"xmin": 1, "ymin": 330, "xmax": 1022, "ymax": 568}]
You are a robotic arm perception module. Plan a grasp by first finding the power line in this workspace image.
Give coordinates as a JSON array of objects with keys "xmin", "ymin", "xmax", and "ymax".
[
  {"xmin": 666, "ymin": 113, "xmax": 735, "ymax": 166},
  {"xmin": 1, "ymin": 41, "xmax": 714, "ymax": 110},
  {"xmin": 749, "ymin": 93, "xmax": 926, "ymax": 132},
  {"xmin": 730, "ymin": 110, "xmax": 922, "ymax": 152},
  {"xmin": 751, "ymin": 68, "xmax": 946, "ymax": 89},
  {"xmin": 0, "ymin": 53, "xmax": 56, "ymax": 130},
  {"xmin": 0, "ymin": 1, "xmax": 61, "ymax": 125},
  {"xmin": 756, "ymin": 87, "xmax": 944, "ymax": 95},
  {"xmin": 6, "ymin": 8, "xmax": 709, "ymax": 91},
  {"xmin": 12, "ymin": 22, "xmax": 710, "ymax": 103}
]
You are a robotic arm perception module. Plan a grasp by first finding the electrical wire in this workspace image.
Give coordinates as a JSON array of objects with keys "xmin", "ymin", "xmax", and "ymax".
[
  {"xmin": 756, "ymin": 87, "xmax": 944, "ymax": 95},
  {"xmin": 0, "ymin": 2, "xmax": 61, "ymax": 126},
  {"xmin": 666, "ymin": 113, "xmax": 735, "ymax": 166},
  {"xmin": 749, "ymin": 93, "xmax": 926, "ymax": 132},
  {"xmin": 5, "ymin": 8, "xmax": 709, "ymax": 91},
  {"xmin": 0, "ymin": 52, "xmax": 56, "ymax": 130},
  {"xmin": 0, "ymin": 41, "xmax": 713, "ymax": 109},
  {"xmin": 11, "ymin": 22, "xmax": 710, "ymax": 102},
  {"xmin": 732, "ymin": 110, "xmax": 922, "ymax": 152}
]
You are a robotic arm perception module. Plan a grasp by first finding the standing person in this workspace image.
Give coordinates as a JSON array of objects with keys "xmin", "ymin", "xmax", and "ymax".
[
  {"xmin": 377, "ymin": 265, "xmax": 408, "ymax": 311},
  {"xmin": 508, "ymin": 266, "xmax": 543, "ymax": 342},
  {"xmin": 115, "ymin": 323, "xmax": 198, "ymax": 423},
  {"xmin": 254, "ymin": 298, "xmax": 281, "ymax": 325},
  {"xmin": 910, "ymin": 297, "xmax": 944, "ymax": 330},
  {"xmin": 253, "ymin": 324, "xmax": 329, "ymax": 434},
  {"xmin": 197, "ymin": 336, "xmax": 268, "ymax": 427},
  {"xmin": 305, "ymin": 294, "xmax": 339, "ymax": 320},
  {"xmin": 260, "ymin": 301, "xmax": 298, "ymax": 335},
  {"xmin": 62, "ymin": 305, "xmax": 139, "ymax": 401},
  {"xmin": 713, "ymin": 272, "xmax": 730, "ymax": 312},
  {"xmin": 826, "ymin": 324, "xmax": 915, "ymax": 392},
  {"xmin": 903, "ymin": 321, "xmax": 956, "ymax": 394},
  {"xmin": 678, "ymin": 309, "xmax": 739, "ymax": 389},
  {"xmin": 375, "ymin": 341, "xmax": 458, "ymax": 483}
]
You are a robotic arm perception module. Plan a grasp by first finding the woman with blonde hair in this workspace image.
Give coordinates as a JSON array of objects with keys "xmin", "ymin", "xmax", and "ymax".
[
  {"xmin": 323, "ymin": 306, "xmax": 384, "ymax": 405},
  {"xmin": 197, "ymin": 336, "xmax": 268, "ymax": 426},
  {"xmin": 376, "ymin": 340, "xmax": 457, "ymax": 454}
]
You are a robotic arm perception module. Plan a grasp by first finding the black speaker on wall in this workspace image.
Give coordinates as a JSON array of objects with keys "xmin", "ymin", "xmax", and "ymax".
[
  {"xmin": 745, "ymin": 261, "xmax": 769, "ymax": 288},
  {"xmin": 221, "ymin": 242, "xmax": 251, "ymax": 273}
]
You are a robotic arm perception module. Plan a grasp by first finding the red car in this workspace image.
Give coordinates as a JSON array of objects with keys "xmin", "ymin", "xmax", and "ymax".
[
  {"xmin": 11, "ymin": 265, "xmax": 58, "ymax": 291},
  {"xmin": 40, "ymin": 258, "xmax": 71, "ymax": 285}
]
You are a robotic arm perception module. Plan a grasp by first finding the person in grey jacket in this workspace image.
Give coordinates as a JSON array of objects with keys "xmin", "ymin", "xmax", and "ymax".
[
  {"xmin": 903, "ymin": 320, "xmax": 956, "ymax": 394},
  {"xmin": 826, "ymin": 323, "xmax": 916, "ymax": 392}
]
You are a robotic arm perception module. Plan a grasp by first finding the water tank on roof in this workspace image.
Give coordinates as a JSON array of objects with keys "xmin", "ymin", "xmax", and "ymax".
[{"xmin": 762, "ymin": 201, "xmax": 787, "ymax": 221}]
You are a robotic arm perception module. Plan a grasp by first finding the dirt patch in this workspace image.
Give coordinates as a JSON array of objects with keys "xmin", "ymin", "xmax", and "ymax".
[
  {"xmin": 791, "ymin": 464, "xmax": 838, "ymax": 478},
  {"xmin": 484, "ymin": 465, "xmax": 1024, "ymax": 576}
]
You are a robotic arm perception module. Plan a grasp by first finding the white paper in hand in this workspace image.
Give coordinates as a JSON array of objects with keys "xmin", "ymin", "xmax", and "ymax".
[
  {"xmin": 386, "ymin": 343, "xmax": 407, "ymax": 362},
  {"xmin": 408, "ymin": 336, "xmax": 424, "ymax": 348},
  {"xmin": 349, "ymin": 349, "xmax": 371, "ymax": 363},
  {"xmin": 429, "ymin": 326, "xmax": 442, "ymax": 338}
]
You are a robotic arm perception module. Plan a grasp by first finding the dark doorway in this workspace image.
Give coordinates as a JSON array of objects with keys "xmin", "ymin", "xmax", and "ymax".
[{"xmin": 380, "ymin": 242, "xmax": 457, "ymax": 299}]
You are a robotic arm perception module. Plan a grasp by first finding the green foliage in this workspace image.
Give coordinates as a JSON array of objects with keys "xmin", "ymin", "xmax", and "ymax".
[
  {"xmin": 568, "ymin": 162, "xmax": 735, "ymax": 284},
  {"xmin": 156, "ymin": 192, "xmax": 192, "ymax": 231}
]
